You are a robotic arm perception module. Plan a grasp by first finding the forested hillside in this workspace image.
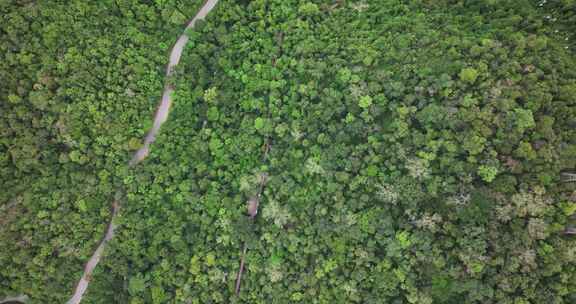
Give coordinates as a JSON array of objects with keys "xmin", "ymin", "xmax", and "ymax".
[{"xmin": 2, "ymin": 0, "xmax": 576, "ymax": 303}]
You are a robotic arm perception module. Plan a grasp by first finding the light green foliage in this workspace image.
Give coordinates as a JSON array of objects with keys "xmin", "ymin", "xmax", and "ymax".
[
  {"xmin": 515, "ymin": 141, "xmax": 537, "ymax": 160},
  {"xmin": 262, "ymin": 200, "xmax": 291, "ymax": 227},
  {"xmin": 207, "ymin": 106, "xmax": 219, "ymax": 121},
  {"xmin": 203, "ymin": 87, "xmax": 218, "ymax": 103},
  {"xmin": 68, "ymin": 150, "xmax": 88, "ymax": 164},
  {"xmin": 405, "ymin": 157, "xmax": 430, "ymax": 180},
  {"xmin": 254, "ymin": 117, "xmax": 266, "ymax": 130},
  {"xmin": 358, "ymin": 95, "xmax": 373, "ymax": 108},
  {"xmin": 396, "ymin": 231, "xmax": 412, "ymax": 249},
  {"xmin": 514, "ymin": 108, "xmax": 536, "ymax": 132},
  {"xmin": 128, "ymin": 276, "xmax": 146, "ymax": 295},
  {"xmin": 209, "ymin": 137, "xmax": 223, "ymax": 151},
  {"xmin": 2, "ymin": 0, "xmax": 576, "ymax": 303},
  {"xmin": 478, "ymin": 165, "xmax": 498, "ymax": 183},
  {"xmin": 459, "ymin": 67, "xmax": 479, "ymax": 83},
  {"xmin": 168, "ymin": 10, "xmax": 187, "ymax": 25},
  {"xmin": 376, "ymin": 184, "xmax": 399, "ymax": 204},
  {"xmin": 7, "ymin": 94, "xmax": 21, "ymax": 104},
  {"xmin": 298, "ymin": 2, "xmax": 319, "ymax": 16},
  {"xmin": 305, "ymin": 157, "xmax": 325, "ymax": 175},
  {"xmin": 511, "ymin": 188, "xmax": 550, "ymax": 217},
  {"xmin": 559, "ymin": 83, "xmax": 576, "ymax": 101},
  {"xmin": 345, "ymin": 112, "xmax": 355, "ymax": 124},
  {"xmin": 527, "ymin": 218, "xmax": 549, "ymax": 240},
  {"xmin": 337, "ymin": 67, "xmax": 352, "ymax": 84},
  {"xmin": 463, "ymin": 134, "xmax": 486, "ymax": 155},
  {"xmin": 151, "ymin": 286, "xmax": 166, "ymax": 304}
]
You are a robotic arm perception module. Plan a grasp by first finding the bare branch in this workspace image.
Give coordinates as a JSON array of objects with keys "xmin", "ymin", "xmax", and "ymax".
[
  {"xmin": 561, "ymin": 172, "xmax": 576, "ymax": 182},
  {"xmin": 564, "ymin": 227, "xmax": 576, "ymax": 235},
  {"xmin": 234, "ymin": 244, "xmax": 248, "ymax": 295}
]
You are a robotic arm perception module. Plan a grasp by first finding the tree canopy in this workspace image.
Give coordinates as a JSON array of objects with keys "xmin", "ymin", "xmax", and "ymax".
[{"xmin": 1, "ymin": 0, "xmax": 576, "ymax": 303}]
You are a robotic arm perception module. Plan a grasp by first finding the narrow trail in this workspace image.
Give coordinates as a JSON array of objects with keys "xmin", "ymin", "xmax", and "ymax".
[
  {"xmin": 65, "ymin": 1, "xmax": 220, "ymax": 303},
  {"xmin": 0, "ymin": 295, "xmax": 29, "ymax": 304},
  {"xmin": 130, "ymin": 0, "xmax": 220, "ymax": 166}
]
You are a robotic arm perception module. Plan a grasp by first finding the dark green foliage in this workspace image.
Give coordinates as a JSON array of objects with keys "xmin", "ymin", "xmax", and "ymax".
[
  {"xmin": 0, "ymin": 0, "xmax": 204, "ymax": 302},
  {"xmin": 2, "ymin": 0, "xmax": 576, "ymax": 303}
]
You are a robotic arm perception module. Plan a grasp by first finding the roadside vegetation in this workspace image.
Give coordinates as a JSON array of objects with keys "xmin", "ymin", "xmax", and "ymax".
[{"xmin": 2, "ymin": 0, "xmax": 576, "ymax": 303}]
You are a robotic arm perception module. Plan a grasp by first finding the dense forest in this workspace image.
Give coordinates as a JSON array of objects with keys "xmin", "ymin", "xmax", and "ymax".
[{"xmin": 1, "ymin": 0, "xmax": 576, "ymax": 303}]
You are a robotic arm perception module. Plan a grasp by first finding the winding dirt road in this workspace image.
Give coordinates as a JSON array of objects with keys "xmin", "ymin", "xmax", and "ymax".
[
  {"xmin": 66, "ymin": 1, "xmax": 220, "ymax": 303},
  {"xmin": 0, "ymin": 295, "xmax": 29, "ymax": 304},
  {"xmin": 130, "ymin": 0, "xmax": 220, "ymax": 166}
]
